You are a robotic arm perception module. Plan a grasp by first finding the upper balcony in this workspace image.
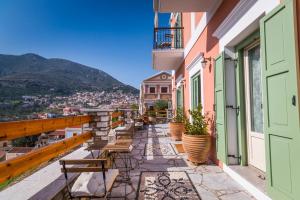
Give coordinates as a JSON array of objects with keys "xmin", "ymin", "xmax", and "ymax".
[
  {"xmin": 152, "ymin": 27, "xmax": 184, "ymax": 70},
  {"xmin": 153, "ymin": 0, "xmax": 223, "ymax": 12}
]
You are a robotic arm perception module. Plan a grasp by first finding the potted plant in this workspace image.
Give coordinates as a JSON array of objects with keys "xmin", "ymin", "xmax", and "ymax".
[
  {"xmin": 169, "ymin": 107, "xmax": 185, "ymax": 141},
  {"xmin": 182, "ymin": 105, "xmax": 211, "ymax": 164},
  {"xmin": 148, "ymin": 110, "xmax": 156, "ymax": 124}
]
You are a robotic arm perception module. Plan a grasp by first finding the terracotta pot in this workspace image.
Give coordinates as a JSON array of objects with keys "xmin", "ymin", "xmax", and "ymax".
[
  {"xmin": 169, "ymin": 122, "xmax": 184, "ymax": 141},
  {"xmin": 148, "ymin": 116, "xmax": 156, "ymax": 123},
  {"xmin": 182, "ymin": 133, "xmax": 211, "ymax": 164}
]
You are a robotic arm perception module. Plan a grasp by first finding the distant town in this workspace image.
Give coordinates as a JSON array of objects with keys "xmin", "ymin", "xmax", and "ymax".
[
  {"xmin": 0, "ymin": 90, "xmax": 139, "ymax": 122},
  {"xmin": 0, "ymin": 90, "xmax": 139, "ymax": 161}
]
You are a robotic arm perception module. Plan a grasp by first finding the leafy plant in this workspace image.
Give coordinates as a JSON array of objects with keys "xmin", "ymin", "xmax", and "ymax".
[
  {"xmin": 172, "ymin": 107, "xmax": 185, "ymax": 123},
  {"xmin": 184, "ymin": 105, "xmax": 208, "ymax": 135},
  {"xmin": 154, "ymin": 100, "xmax": 168, "ymax": 111},
  {"xmin": 130, "ymin": 103, "xmax": 139, "ymax": 110},
  {"xmin": 148, "ymin": 110, "xmax": 156, "ymax": 117}
]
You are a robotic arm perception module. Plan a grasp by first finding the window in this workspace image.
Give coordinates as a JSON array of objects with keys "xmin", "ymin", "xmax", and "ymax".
[
  {"xmin": 149, "ymin": 87, "xmax": 156, "ymax": 94},
  {"xmin": 161, "ymin": 87, "xmax": 168, "ymax": 93},
  {"xmin": 191, "ymin": 74, "xmax": 201, "ymax": 110}
]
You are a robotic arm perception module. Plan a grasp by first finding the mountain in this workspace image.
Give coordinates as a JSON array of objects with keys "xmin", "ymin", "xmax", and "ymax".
[{"xmin": 0, "ymin": 53, "xmax": 138, "ymax": 99}]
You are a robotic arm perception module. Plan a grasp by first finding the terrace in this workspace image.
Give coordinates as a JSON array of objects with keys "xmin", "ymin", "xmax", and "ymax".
[{"xmin": 0, "ymin": 111, "xmax": 255, "ymax": 200}]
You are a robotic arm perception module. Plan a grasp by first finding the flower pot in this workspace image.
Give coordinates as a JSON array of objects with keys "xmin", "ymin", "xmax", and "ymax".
[
  {"xmin": 182, "ymin": 133, "xmax": 211, "ymax": 164},
  {"xmin": 148, "ymin": 116, "xmax": 156, "ymax": 124},
  {"xmin": 169, "ymin": 122, "xmax": 184, "ymax": 141}
]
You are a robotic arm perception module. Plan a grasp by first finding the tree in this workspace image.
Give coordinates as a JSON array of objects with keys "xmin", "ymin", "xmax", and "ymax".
[{"xmin": 154, "ymin": 100, "xmax": 168, "ymax": 110}]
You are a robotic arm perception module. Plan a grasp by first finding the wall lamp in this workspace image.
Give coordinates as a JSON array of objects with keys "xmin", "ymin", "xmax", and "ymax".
[
  {"xmin": 201, "ymin": 57, "xmax": 212, "ymax": 69},
  {"xmin": 180, "ymin": 79, "xmax": 186, "ymax": 86}
]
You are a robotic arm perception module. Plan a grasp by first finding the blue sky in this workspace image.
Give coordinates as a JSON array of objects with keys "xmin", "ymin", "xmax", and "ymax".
[{"xmin": 0, "ymin": 0, "xmax": 170, "ymax": 89}]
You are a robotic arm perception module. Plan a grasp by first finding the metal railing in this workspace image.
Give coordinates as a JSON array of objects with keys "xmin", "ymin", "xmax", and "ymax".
[{"xmin": 153, "ymin": 27, "xmax": 184, "ymax": 49}]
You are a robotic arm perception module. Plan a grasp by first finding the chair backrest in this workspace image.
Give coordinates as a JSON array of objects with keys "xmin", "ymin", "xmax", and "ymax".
[{"xmin": 59, "ymin": 159, "xmax": 108, "ymax": 198}]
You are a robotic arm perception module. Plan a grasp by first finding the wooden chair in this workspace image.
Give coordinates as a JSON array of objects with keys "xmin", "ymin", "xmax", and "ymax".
[
  {"xmin": 115, "ymin": 122, "xmax": 134, "ymax": 139},
  {"xmin": 85, "ymin": 140, "xmax": 108, "ymax": 158},
  {"xmin": 60, "ymin": 159, "xmax": 119, "ymax": 199},
  {"xmin": 134, "ymin": 118, "xmax": 144, "ymax": 131}
]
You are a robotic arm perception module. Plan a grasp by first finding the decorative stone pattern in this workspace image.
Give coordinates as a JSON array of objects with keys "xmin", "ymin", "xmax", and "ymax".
[
  {"xmin": 138, "ymin": 171, "xmax": 200, "ymax": 200},
  {"xmin": 80, "ymin": 124, "xmax": 256, "ymax": 200},
  {"xmin": 144, "ymin": 144, "xmax": 176, "ymax": 156}
]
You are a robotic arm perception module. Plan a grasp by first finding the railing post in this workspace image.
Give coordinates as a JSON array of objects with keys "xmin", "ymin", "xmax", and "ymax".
[{"xmin": 82, "ymin": 109, "xmax": 112, "ymax": 141}]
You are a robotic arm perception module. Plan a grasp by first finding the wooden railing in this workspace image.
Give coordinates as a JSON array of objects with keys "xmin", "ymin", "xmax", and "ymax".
[
  {"xmin": 146, "ymin": 109, "xmax": 168, "ymax": 118},
  {"xmin": 111, "ymin": 111, "xmax": 124, "ymax": 129},
  {"xmin": 0, "ymin": 115, "xmax": 92, "ymax": 141},
  {"xmin": 0, "ymin": 132, "xmax": 92, "ymax": 184},
  {"xmin": 156, "ymin": 110, "xmax": 167, "ymax": 118},
  {"xmin": 0, "ymin": 115, "xmax": 93, "ymax": 184}
]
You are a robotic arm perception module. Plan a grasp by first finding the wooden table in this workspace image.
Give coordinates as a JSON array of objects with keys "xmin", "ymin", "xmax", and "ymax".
[
  {"xmin": 85, "ymin": 140, "xmax": 108, "ymax": 158},
  {"xmin": 102, "ymin": 139, "xmax": 134, "ymax": 183}
]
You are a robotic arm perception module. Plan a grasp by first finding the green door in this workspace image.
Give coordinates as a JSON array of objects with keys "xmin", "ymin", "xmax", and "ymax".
[
  {"xmin": 260, "ymin": 0, "xmax": 300, "ymax": 199},
  {"xmin": 191, "ymin": 74, "xmax": 201, "ymax": 110},
  {"xmin": 214, "ymin": 53, "xmax": 227, "ymax": 163}
]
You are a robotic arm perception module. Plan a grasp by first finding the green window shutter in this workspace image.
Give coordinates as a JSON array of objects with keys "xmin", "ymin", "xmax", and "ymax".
[
  {"xmin": 260, "ymin": 0, "xmax": 300, "ymax": 199},
  {"xmin": 176, "ymin": 86, "xmax": 183, "ymax": 109},
  {"xmin": 191, "ymin": 74, "xmax": 201, "ymax": 110},
  {"xmin": 214, "ymin": 52, "xmax": 228, "ymax": 164}
]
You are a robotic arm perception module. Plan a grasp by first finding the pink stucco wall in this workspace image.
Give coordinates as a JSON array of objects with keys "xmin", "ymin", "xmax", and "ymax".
[{"xmin": 173, "ymin": 0, "xmax": 239, "ymax": 163}]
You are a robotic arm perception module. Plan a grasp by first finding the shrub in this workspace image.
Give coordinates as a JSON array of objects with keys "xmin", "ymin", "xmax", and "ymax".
[
  {"xmin": 148, "ymin": 110, "xmax": 156, "ymax": 117},
  {"xmin": 172, "ymin": 107, "xmax": 185, "ymax": 123},
  {"xmin": 154, "ymin": 100, "xmax": 168, "ymax": 111},
  {"xmin": 184, "ymin": 105, "xmax": 208, "ymax": 135}
]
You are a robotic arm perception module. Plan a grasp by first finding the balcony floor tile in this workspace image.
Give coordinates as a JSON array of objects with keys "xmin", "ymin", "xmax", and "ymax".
[{"xmin": 108, "ymin": 124, "xmax": 256, "ymax": 200}]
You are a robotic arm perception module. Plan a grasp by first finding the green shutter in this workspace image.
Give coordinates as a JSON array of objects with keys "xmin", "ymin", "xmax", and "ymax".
[
  {"xmin": 214, "ymin": 52, "xmax": 228, "ymax": 164},
  {"xmin": 176, "ymin": 86, "xmax": 183, "ymax": 109},
  {"xmin": 260, "ymin": 0, "xmax": 300, "ymax": 199},
  {"xmin": 191, "ymin": 74, "xmax": 200, "ymax": 110}
]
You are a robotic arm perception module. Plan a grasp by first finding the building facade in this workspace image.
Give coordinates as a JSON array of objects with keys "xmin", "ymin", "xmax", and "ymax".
[
  {"xmin": 139, "ymin": 72, "xmax": 172, "ymax": 114},
  {"xmin": 153, "ymin": 0, "xmax": 300, "ymax": 199}
]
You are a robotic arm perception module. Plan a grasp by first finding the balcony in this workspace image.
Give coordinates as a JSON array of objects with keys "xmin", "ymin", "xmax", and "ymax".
[
  {"xmin": 152, "ymin": 27, "xmax": 184, "ymax": 70},
  {"xmin": 153, "ymin": 0, "xmax": 223, "ymax": 12},
  {"xmin": 0, "ymin": 109, "xmax": 252, "ymax": 200}
]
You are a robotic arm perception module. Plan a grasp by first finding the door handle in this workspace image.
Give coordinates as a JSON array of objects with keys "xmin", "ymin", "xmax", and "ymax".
[
  {"xmin": 292, "ymin": 95, "xmax": 296, "ymax": 106},
  {"xmin": 226, "ymin": 105, "xmax": 240, "ymax": 115}
]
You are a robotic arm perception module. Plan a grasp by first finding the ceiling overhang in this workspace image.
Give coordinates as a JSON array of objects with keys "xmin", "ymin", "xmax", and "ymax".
[{"xmin": 153, "ymin": 0, "xmax": 223, "ymax": 12}]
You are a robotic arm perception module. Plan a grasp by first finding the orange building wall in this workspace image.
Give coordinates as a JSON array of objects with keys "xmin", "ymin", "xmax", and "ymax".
[
  {"xmin": 195, "ymin": 12, "xmax": 204, "ymax": 27},
  {"xmin": 174, "ymin": 0, "xmax": 239, "ymax": 163},
  {"xmin": 182, "ymin": 13, "xmax": 191, "ymax": 46}
]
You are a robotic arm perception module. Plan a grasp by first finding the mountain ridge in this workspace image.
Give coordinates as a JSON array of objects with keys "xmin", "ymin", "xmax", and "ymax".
[{"xmin": 0, "ymin": 53, "xmax": 138, "ymax": 99}]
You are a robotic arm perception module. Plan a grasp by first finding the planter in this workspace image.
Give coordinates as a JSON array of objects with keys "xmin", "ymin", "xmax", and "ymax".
[
  {"xmin": 182, "ymin": 133, "xmax": 211, "ymax": 164},
  {"xmin": 148, "ymin": 116, "xmax": 156, "ymax": 124},
  {"xmin": 169, "ymin": 122, "xmax": 184, "ymax": 141}
]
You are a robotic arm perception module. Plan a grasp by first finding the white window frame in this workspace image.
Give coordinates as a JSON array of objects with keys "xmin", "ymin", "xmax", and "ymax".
[{"xmin": 187, "ymin": 54, "xmax": 204, "ymax": 115}]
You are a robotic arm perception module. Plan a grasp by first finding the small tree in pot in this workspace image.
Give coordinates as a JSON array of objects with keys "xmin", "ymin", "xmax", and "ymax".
[
  {"xmin": 169, "ymin": 107, "xmax": 185, "ymax": 141},
  {"xmin": 183, "ymin": 105, "xmax": 211, "ymax": 164},
  {"xmin": 148, "ymin": 110, "xmax": 157, "ymax": 124}
]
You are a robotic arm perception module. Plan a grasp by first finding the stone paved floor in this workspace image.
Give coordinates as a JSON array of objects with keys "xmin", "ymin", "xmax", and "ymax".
[{"xmin": 109, "ymin": 124, "xmax": 256, "ymax": 200}]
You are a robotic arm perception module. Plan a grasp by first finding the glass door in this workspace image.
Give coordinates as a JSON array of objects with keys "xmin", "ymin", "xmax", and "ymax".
[{"xmin": 244, "ymin": 41, "xmax": 266, "ymax": 172}]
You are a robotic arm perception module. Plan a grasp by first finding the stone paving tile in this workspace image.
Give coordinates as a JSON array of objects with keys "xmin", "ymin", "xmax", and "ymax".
[
  {"xmin": 219, "ymin": 191, "xmax": 256, "ymax": 200},
  {"xmin": 144, "ymin": 143, "xmax": 176, "ymax": 156},
  {"xmin": 109, "ymin": 124, "xmax": 256, "ymax": 200}
]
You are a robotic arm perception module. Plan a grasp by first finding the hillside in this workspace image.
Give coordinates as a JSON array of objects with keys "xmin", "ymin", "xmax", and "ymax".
[{"xmin": 0, "ymin": 53, "xmax": 138, "ymax": 99}]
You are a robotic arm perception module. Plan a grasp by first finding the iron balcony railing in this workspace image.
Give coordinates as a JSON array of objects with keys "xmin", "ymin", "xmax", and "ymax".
[{"xmin": 153, "ymin": 27, "xmax": 184, "ymax": 49}]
